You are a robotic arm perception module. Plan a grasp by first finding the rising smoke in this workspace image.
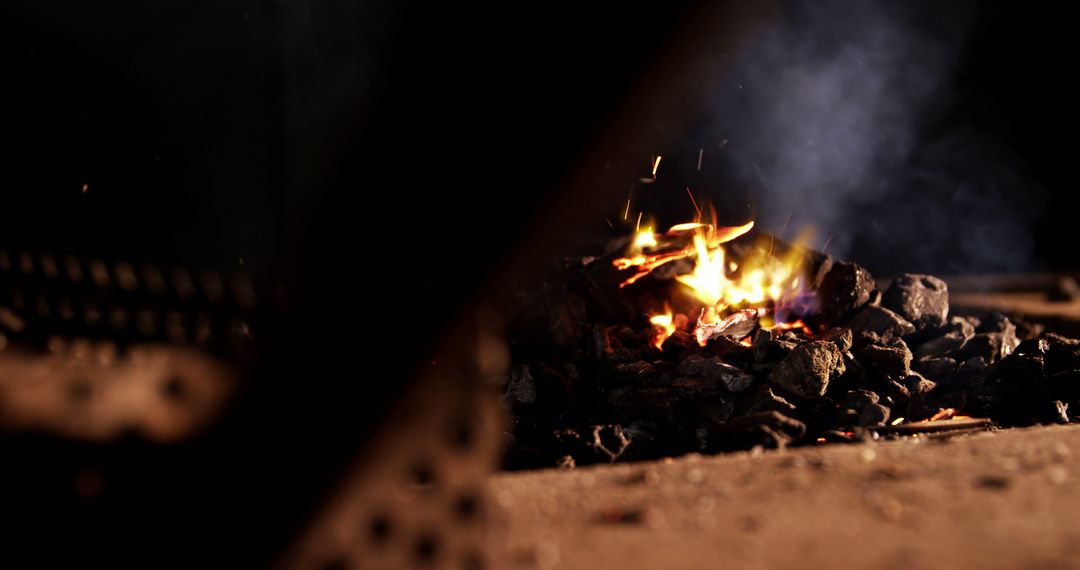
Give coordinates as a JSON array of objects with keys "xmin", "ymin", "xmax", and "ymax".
[{"xmin": 697, "ymin": 0, "xmax": 1045, "ymax": 275}]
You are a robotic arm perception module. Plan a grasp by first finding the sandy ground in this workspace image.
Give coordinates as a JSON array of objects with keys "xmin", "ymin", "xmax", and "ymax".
[{"xmin": 487, "ymin": 424, "xmax": 1080, "ymax": 569}]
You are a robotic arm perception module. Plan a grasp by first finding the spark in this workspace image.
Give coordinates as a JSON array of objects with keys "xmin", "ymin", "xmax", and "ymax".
[
  {"xmin": 652, "ymin": 155, "xmax": 662, "ymax": 178},
  {"xmin": 624, "ymin": 198, "xmax": 631, "ymax": 220},
  {"xmin": 686, "ymin": 187, "xmax": 701, "ymax": 219},
  {"xmin": 697, "ymin": 148, "xmax": 703, "ymax": 171},
  {"xmin": 822, "ymin": 234, "xmax": 834, "ymax": 255},
  {"xmin": 636, "ymin": 211, "xmax": 643, "ymax": 232},
  {"xmin": 769, "ymin": 212, "xmax": 793, "ymax": 258},
  {"xmin": 781, "ymin": 212, "xmax": 792, "ymax": 239},
  {"xmin": 606, "ymin": 217, "xmax": 614, "ymax": 228},
  {"xmin": 81, "ymin": 184, "xmax": 89, "ymax": 193}
]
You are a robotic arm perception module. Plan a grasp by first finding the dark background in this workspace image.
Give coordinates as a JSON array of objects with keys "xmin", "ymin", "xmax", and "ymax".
[{"xmin": 0, "ymin": 0, "xmax": 1074, "ymax": 565}]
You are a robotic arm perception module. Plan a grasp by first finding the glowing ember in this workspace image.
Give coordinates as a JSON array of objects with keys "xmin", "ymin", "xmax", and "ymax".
[
  {"xmin": 890, "ymin": 417, "xmax": 905, "ymax": 426},
  {"xmin": 652, "ymin": 155, "xmax": 662, "ymax": 177},
  {"xmin": 633, "ymin": 228, "xmax": 657, "ymax": 249},
  {"xmin": 928, "ymin": 408, "xmax": 957, "ymax": 421},
  {"xmin": 771, "ymin": 319, "xmax": 813, "ymax": 336}
]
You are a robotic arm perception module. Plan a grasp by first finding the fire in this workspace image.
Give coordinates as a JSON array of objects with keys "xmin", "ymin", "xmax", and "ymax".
[
  {"xmin": 613, "ymin": 200, "xmax": 815, "ymax": 347},
  {"xmin": 648, "ymin": 306, "xmax": 677, "ymax": 350},
  {"xmin": 771, "ymin": 319, "xmax": 812, "ymax": 336},
  {"xmin": 674, "ymin": 224, "xmax": 811, "ymax": 328},
  {"xmin": 633, "ymin": 228, "xmax": 657, "ymax": 249},
  {"xmin": 612, "ymin": 220, "xmax": 755, "ymax": 288}
]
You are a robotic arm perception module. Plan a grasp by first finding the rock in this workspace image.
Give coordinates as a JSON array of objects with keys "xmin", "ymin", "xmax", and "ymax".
[
  {"xmin": 954, "ymin": 356, "xmax": 989, "ymax": 386},
  {"xmin": 913, "ymin": 317, "xmax": 975, "ymax": 358},
  {"xmin": 994, "ymin": 353, "xmax": 1045, "ymax": 385},
  {"xmin": 836, "ymin": 351, "xmax": 866, "ymax": 388},
  {"xmin": 742, "ymin": 385, "xmax": 798, "ymax": 417},
  {"xmin": 968, "ymin": 349, "xmax": 1047, "ymax": 425},
  {"xmin": 711, "ymin": 364, "xmax": 756, "ymax": 393},
  {"xmin": 506, "ymin": 365, "xmax": 537, "ymax": 405},
  {"xmin": 594, "ymin": 324, "xmax": 637, "ymax": 362},
  {"xmin": 671, "ymin": 377, "xmax": 721, "ymax": 397},
  {"xmin": 1014, "ymin": 337, "xmax": 1050, "ymax": 357},
  {"xmin": 904, "ymin": 371, "xmax": 937, "ymax": 396},
  {"xmin": 659, "ymin": 329, "xmax": 694, "ymax": 354},
  {"xmin": 607, "ymin": 387, "xmax": 683, "ymax": 425},
  {"xmin": 531, "ymin": 362, "xmax": 576, "ymax": 407},
  {"xmin": 678, "ymin": 354, "xmax": 755, "ymax": 392},
  {"xmin": 973, "ymin": 313, "xmax": 1020, "ymax": 358},
  {"xmin": 913, "ymin": 356, "xmax": 958, "ymax": 382},
  {"xmin": 842, "ymin": 389, "xmax": 880, "ymax": 410},
  {"xmin": 751, "ymin": 328, "xmax": 798, "ymax": 363},
  {"xmin": 697, "ymin": 396, "xmax": 736, "ymax": 424},
  {"xmin": 1013, "ymin": 318, "xmax": 1045, "ymax": 341},
  {"xmin": 913, "ymin": 333, "xmax": 967, "ymax": 359},
  {"xmin": 612, "ymin": 361, "xmax": 656, "ymax": 379},
  {"xmin": 1046, "ymin": 371, "xmax": 1080, "ymax": 404},
  {"xmin": 859, "ymin": 402, "xmax": 891, "ymax": 427},
  {"xmin": 955, "ymin": 315, "xmax": 982, "ymax": 329},
  {"xmin": 1045, "ymin": 334, "xmax": 1080, "ymax": 375},
  {"xmin": 677, "ymin": 354, "xmax": 708, "ymax": 376},
  {"xmin": 856, "ymin": 337, "xmax": 913, "ymax": 378},
  {"xmin": 815, "ymin": 262, "xmax": 876, "ymax": 326},
  {"xmin": 703, "ymin": 336, "xmax": 754, "ymax": 368},
  {"xmin": 976, "ymin": 312, "xmax": 1015, "ymax": 334},
  {"xmin": 879, "ymin": 378, "xmax": 912, "ymax": 407},
  {"xmin": 549, "ymin": 294, "xmax": 587, "ymax": 346},
  {"xmin": 706, "ymin": 411, "xmax": 807, "ymax": 451},
  {"xmin": 882, "ymin": 274, "xmax": 949, "ymax": 329},
  {"xmin": 768, "ymin": 340, "xmax": 846, "ymax": 398},
  {"xmin": 957, "ymin": 333, "xmax": 1012, "ymax": 363},
  {"xmin": 846, "ymin": 305, "xmax": 916, "ymax": 339},
  {"xmin": 822, "ymin": 327, "xmax": 853, "ymax": 352}
]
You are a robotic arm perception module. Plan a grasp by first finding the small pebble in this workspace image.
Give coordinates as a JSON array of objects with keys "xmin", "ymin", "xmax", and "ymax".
[
  {"xmin": 879, "ymin": 497, "xmax": 904, "ymax": 521},
  {"xmin": 976, "ymin": 475, "xmax": 1011, "ymax": 490}
]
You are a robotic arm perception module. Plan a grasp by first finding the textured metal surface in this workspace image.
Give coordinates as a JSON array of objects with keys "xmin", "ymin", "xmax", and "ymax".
[
  {"xmin": 280, "ymin": 325, "xmax": 506, "ymax": 570},
  {"xmin": 280, "ymin": 372, "xmax": 502, "ymax": 569},
  {"xmin": 0, "ymin": 250, "xmax": 258, "ymax": 442}
]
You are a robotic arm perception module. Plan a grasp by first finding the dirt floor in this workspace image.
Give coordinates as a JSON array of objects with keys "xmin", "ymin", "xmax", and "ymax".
[{"xmin": 487, "ymin": 424, "xmax": 1080, "ymax": 569}]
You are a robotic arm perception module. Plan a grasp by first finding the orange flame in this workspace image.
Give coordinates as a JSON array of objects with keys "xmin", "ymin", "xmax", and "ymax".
[
  {"xmin": 648, "ymin": 306, "xmax": 677, "ymax": 350},
  {"xmin": 771, "ymin": 319, "xmax": 812, "ymax": 336},
  {"xmin": 633, "ymin": 228, "xmax": 657, "ymax": 249},
  {"xmin": 675, "ymin": 225, "xmax": 810, "ymax": 322},
  {"xmin": 612, "ymin": 220, "xmax": 754, "ymax": 288},
  {"xmin": 612, "ymin": 200, "xmax": 816, "ymax": 345}
]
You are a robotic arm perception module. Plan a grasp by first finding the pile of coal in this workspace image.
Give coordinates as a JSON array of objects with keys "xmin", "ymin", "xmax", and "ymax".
[{"xmin": 502, "ymin": 254, "xmax": 1079, "ymax": 470}]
